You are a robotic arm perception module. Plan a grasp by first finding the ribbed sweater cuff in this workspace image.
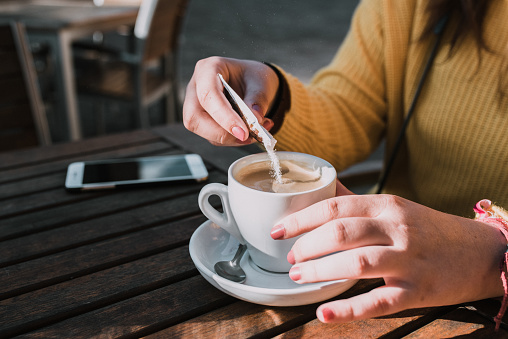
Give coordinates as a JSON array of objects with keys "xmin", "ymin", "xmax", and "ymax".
[{"xmin": 262, "ymin": 62, "xmax": 291, "ymax": 135}]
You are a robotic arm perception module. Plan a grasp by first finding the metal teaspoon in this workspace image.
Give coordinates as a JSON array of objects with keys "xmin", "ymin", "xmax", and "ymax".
[{"xmin": 214, "ymin": 244, "xmax": 247, "ymax": 283}]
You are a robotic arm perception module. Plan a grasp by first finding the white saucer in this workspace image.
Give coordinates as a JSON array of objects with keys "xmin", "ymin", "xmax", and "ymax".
[{"xmin": 189, "ymin": 220, "xmax": 358, "ymax": 307}]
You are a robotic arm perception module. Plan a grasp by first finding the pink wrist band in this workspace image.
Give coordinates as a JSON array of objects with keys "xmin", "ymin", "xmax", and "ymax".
[{"xmin": 474, "ymin": 199, "xmax": 508, "ymax": 331}]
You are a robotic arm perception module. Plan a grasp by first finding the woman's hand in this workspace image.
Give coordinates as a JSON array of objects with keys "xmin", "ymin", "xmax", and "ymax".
[
  {"xmin": 271, "ymin": 187, "xmax": 506, "ymax": 323},
  {"xmin": 183, "ymin": 57, "xmax": 279, "ymax": 146}
]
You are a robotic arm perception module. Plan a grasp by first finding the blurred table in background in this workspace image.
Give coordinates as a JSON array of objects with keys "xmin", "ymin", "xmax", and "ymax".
[{"xmin": 0, "ymin": 0, "xmax": 138, "ymax": 141}]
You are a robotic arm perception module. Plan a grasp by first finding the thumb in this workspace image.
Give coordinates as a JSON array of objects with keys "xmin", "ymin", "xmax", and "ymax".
[{"xmin": 336, "ymin": 179, "xmax": 355, "ymax": 196}]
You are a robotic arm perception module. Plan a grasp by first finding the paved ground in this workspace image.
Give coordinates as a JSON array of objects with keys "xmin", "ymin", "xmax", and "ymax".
[{"xmin": 178, "ymin": 0, "xmax": 360, "ymax": 86}]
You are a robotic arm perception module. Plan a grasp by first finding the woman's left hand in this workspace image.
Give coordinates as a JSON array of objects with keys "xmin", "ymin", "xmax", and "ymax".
[{"xmin": 271, "ymin": 181, "xmax": 506, "ymax": 323}]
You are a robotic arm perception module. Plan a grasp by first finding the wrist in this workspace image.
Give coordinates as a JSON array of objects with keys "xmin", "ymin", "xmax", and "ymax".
[{"xmin": 474, "ymin": 199, "xmax": 508, "ymax": 330}]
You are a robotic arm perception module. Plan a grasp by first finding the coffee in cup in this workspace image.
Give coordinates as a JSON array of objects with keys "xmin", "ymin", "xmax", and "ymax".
[
  {"xmin": 235, "ymin": 158, "xmax": 327, "ymax": 193},
  {"xmin": 198, "ymin": 152, "xmax": 336, "ymax": 273}
]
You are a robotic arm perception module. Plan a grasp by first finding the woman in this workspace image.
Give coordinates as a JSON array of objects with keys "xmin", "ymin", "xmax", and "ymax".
[{"xmin": 183, "ymin": 0, "xmax": 508, "ymax": 326}]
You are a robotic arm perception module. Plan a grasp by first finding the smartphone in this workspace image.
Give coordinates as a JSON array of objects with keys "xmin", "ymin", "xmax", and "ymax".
[{"xmin": 65, "ymin": 154, "xmax": 208, "ymax": 191}]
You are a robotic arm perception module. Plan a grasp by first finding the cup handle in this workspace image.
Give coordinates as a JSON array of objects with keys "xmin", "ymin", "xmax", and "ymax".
[{"xmin": 198, "ymin": 183, "xmax": 246, "ymax": 245}]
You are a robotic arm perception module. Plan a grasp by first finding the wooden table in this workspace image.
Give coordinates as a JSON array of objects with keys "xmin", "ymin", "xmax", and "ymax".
[
  {"xmin": 1, "ymin": 124, "xmax": 507, "ymax": 338},
  {"xmin": 0, "ymin": 0, "xmax": 138, "ymax": 141}
]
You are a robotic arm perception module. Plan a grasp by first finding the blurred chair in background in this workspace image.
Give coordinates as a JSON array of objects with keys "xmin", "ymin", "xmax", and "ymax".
[
  {"xmin": 73, "ymin": 0, "xmax": 188, "ymax": 135},
  {"xmin": 0, "ymin": 22, "xmax": 51, "ymax": 153}
]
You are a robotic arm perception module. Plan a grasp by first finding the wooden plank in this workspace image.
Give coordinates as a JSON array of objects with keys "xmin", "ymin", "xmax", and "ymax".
[
  {"xmin": 0, "ymin": 129, "xmax": 160, "ymax": 171},
  {"xmin": 0, "ymin": 141, "xmax": 173, "ymax": 200},
  {"xmin": 154, "ymin": 125, "xmax": 260, "ymax": 174},
  {"xmin": 147, "ymin": 279, "xmax": 384, "ymax": 338},
  {"xmin": 0, "ymin": 170, "xmax": 226, "ymax": 241},
  {"xmin": 0, "ymin": 192, "xmax": 210, "ymax": 268},
  {"xmin": 403, "ymin": 306, "xmax": 507, "ymax": 338},
  {"xmin": 0, "ymin": 214, "xmax": 207, "ymax": 300},
  {"xmin": 16, "ymin": 276, "xmax": 233, "ymax": 339}
]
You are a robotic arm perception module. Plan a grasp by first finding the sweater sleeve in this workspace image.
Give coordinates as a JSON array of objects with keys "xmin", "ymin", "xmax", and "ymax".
[{"xmin": 272, "ymin": 0, "xmax": 387, "ymax": 172}]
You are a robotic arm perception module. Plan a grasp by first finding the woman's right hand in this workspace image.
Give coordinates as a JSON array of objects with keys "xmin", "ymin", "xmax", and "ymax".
[{"xmin": 183, "ymin": 57, "xmax": 280, "ymax": 146}]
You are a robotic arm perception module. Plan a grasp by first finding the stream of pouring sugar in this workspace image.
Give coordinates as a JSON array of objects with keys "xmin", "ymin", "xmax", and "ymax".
[{"xmin": 263, "ymin": 140, "xmax": 283, "ymax": 184}]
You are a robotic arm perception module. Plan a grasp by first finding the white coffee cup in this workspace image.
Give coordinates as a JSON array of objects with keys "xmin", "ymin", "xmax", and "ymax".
[{"xmin": 198, "ymin": 151, "xmax": 336, "ymax": 273}]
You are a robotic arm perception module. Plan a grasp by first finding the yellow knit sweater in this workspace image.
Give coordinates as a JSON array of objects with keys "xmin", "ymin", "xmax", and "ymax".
[{"xmin": 273, "ymin": 0, "xmax": 508, "ymax": 217}]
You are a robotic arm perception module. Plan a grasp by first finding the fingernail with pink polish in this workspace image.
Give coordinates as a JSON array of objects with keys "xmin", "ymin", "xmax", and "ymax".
[
  {"xmin": 270, "ymin": 224, "xmax": 285, "ymax": 240},
  {"xmin": 287, "ymin": 250, "xmax": 295, "ymax": 265},
  {"xmin": 231, "ymin": 126, "xmax": 245, "ymax": 141},
  {"xmin": 318, "ymin": 307, "xmax": 334, "ymax": 322},
  {"xmin": 289, "ymin": 266, "xmax": 301, "ymax": 281}
]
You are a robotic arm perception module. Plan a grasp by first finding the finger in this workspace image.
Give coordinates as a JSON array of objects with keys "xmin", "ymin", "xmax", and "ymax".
[
  {"xmin": 183, "ymin": 79, "xmax": 249, "ymax": 146},
  {"xmin": 275, "ymin": 195, "xmax": 387, "ymax": 239},
  {"xmin": 289, "ymin": 218, "xmax": 392, "ymax": 263},
  {"xmin": 193, "ymin": 63, "xmax": 250, "ymax": 141},
  {"xmin": 316, "ymin": 285, "xmax": 408, "ymax": 323},
  {"xmin": 243, "ymin": 62, "xmax": 279, "ymax": 121},
  {"xmin": 289, "ymin": 246, "xmax": 400, "ymax": 283}
]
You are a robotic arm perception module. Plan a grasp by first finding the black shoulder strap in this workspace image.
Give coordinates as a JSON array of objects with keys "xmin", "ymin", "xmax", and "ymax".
[{"xmin": 375, "ymin": 14, "xmax": 450, "ymax": 194}]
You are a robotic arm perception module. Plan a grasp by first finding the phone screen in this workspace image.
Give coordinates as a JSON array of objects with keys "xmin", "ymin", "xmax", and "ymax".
[{"xmin": 83, "ymin": 157, "xmax": 192, "ymax": 184}]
